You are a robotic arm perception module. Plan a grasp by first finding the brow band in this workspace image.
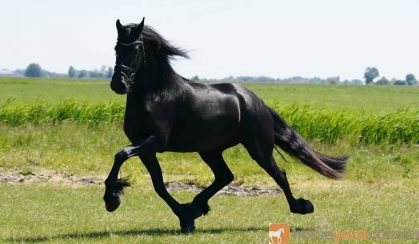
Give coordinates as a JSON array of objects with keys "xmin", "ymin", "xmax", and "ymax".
[{"xmin": 117, "ymin": 40, "xmax": 143, "ymax": 46}]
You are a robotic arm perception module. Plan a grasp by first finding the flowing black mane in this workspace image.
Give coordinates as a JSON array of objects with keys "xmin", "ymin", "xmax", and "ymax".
[{"xmin": 124, "ymin": 24, "xmax": 189, "ymax": 60}]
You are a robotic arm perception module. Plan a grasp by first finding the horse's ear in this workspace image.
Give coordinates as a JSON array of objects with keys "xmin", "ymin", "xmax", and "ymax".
[
  {"xmin": 132, "ymin": 17, "xmax": 145, "ymax": 39},
  {"xmin": 116, "ymin": 19, "xmax": 123, "ymax": 33},
  {"xmin": 139, "ymin": 17, "xmax": 145, "ymax": 30}
]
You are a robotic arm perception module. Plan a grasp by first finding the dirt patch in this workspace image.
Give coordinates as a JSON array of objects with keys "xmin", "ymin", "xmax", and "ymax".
[
  {"xmin": 0, "ymin": 170, "xmax": 102, "ymax": 185},
  {"xmin": 165, "ymin": 181, "xmax": 282, "ymax": 196},
  {"xmin": 0, "ymin": 170, "xmax": 281, "ymax": 196}
]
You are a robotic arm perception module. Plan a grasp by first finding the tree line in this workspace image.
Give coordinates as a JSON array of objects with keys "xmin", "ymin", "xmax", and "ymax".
[
  {"xmin": 15, "ymin": 63, "xmax": 419, "ymax": 86},
  {"xmin": 363, "ymin": 67, "xmax": 417, "ymax": 86},
  {"xmin": 20, "ymin": 63, "xmax": 113, "ymax": 79}
]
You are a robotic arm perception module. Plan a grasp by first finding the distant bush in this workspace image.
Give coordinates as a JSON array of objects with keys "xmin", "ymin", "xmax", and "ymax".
[{"xmin": 24, "ymin": 63, "xmax": 42, "ymax": 77}]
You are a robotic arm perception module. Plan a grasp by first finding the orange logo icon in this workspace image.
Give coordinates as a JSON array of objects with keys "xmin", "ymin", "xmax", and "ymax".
[{"xmin": 269, "ymin": 223, "xmax": 290, "ymax": 244}]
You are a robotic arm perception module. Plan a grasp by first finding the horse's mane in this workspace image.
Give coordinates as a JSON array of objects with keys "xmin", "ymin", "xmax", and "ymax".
[{"xmin": 125, "ymin": 24, "xmax": 189, "ymax": 59}]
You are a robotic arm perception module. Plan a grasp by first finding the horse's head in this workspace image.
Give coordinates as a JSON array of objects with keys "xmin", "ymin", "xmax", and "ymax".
[{"xmin": 110, "ymin": 18, "xmax": 146, "ymax": 94}]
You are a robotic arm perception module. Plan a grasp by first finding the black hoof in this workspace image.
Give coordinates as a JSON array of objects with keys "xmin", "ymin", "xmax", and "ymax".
[
  {"xmin": 291, "ymin": 198, "xmax": 314, "ymax": 215},
  {"xmin": 177, "ymin": 202, "xmax": 207, "ymax": 234},
  {"xmin": 103, "ymin": 178, "xmax": 130, "ymax": 212},
  {"xmin": 105, "ymin": 196, "xmax": 121, "ymax": 212},
  {"xmin": 303, "ymin": 199, "xmax": 314, "ymax": 214},
  {"xmin": 180, "ymin": 203, "xmax": 204, "ymax": 219}
]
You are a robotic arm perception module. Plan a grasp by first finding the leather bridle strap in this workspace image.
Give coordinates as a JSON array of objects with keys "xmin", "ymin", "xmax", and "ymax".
[
  {"xmin": 116, "ymin": 34, "xmax": 146, "ymax": 66},
  {"xmin": 116, "ymin": 40, "xmax": 143, "ymax": 46}
]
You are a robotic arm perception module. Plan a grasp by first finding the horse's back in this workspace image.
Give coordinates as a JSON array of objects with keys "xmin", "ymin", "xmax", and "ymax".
[{"xmin": 166, "ymin": 82, "xmax": 242, "ymax": 152}]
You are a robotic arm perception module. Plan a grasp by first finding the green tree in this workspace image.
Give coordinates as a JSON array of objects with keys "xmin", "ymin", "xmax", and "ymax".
[
  {"xmin": 24, "ymin": 63, "xmax": 42, "ymax": 77},
  {"xmin": 364, "ymin": 67, "xmax": 379, "ymax": 84},
  {"xmin": 375, "ymin": 77, "xmax": 390, "ymax": 85},
  {"xmin": 78, "ymin": 70, "xmax": 88, "ymax": 78},
  {"xmin": 406, "ymin": 73, "xmax": 417, "ymax": 85},
  {"xmin": 68, "ymin": 66, "xmax": 76, "ymax": 78},
  {"xmin": 393, "ymin": 80, "xmax": 406, "ymax": 86}
]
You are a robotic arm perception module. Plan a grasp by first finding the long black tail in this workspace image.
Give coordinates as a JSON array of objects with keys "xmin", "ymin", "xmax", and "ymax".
[{"xmin": 269, "ymin": 107, "xmax": 348, "ymax": 179}]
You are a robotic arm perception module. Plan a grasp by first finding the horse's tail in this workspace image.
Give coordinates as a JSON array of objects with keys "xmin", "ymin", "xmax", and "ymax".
[{"xmin": 269, "ymin": 107, "xmax": 348, "ymax": 179}]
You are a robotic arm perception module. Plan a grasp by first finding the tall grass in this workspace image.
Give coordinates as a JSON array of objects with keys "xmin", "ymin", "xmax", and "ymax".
[
  {"xmin": 271, "ymin": 104, "xmax": 418, "ymax": 144},
  {"xmin": 0, "ymin": 99, "xmax": 124, "ymax": 126},
  {"xmin": 0, "ymin": 99, "xmax": 417, "ymax": 144}
]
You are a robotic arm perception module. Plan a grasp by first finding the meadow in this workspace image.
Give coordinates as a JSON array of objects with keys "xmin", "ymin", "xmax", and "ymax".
[{"xmin": 0, "ymin": 77, "xmax": 418, "ymax": 243}]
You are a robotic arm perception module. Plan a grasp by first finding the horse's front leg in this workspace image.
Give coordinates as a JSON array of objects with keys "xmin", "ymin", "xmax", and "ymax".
[{"xmin": 103, "ymin": 135, "xmax": 159, "ymax": 212}]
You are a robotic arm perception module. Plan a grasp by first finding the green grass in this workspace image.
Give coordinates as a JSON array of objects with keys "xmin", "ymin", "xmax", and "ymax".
[
  {"xmin": 1, "ymin": 124, "xmax": 417, "ymax": 188},
  {"xmin": 2, "ymin": 77, "xmax": 419, "ymax": 112},
  {"xmin": 0, "ymin": 183, "xmax": 417, "ymax": 243},
  {"xmin": 0, "ymin": 78, "xmax": 123, "ymax": 104},
  {"xmin": 247, "ymin": 83, "xmax": 419, "ymax": 113},
  {"xmin": 0, "ymin": 102, "xmax": 417, "ymax": 144},
  {"xmin": 1, "ymin": 78, "xmax": 418, "ymax": 144},
  {"xmin": 0, "ymin": 78, "xmax": 418, "ymax": 243}
]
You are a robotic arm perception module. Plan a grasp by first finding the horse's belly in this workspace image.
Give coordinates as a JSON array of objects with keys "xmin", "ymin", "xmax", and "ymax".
[{"xmin": 166, "ymin": 117, "xmax": 240, "ymax": 152}]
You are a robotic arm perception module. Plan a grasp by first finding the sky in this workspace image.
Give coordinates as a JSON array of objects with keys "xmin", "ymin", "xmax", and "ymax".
[{"xmin": 1, "ymin": 0, "xmax": 418, "ymax": 80}]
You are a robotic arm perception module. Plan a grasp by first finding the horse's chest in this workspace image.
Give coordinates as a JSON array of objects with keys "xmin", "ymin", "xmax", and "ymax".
[{"xmin": 123, "ymin": 107, "xmax": 152, "ymax": 143}]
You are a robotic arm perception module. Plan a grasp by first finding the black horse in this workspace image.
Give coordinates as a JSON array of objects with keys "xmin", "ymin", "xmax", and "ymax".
[{"xmin": 104, "ymin": 18, "xmax": 348, "ymax": 233}]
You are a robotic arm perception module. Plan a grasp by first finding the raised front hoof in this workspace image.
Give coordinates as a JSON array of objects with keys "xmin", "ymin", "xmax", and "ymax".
[
  {"xmin": 103, "ymin": 178, "xmax": 130, "ymax": 212},
  {"xmin": 180, "ymin": 220, "xmax": 196, "ymax": 234},
  {"xmin": 104, "ymin": 196, "xmax": 121, "ymax": 212},
  {"xmin": 290, "ymin": 198, "xmax": 314, "ymax": 215}
]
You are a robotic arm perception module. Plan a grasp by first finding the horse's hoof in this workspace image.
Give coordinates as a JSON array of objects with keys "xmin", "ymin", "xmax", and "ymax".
[
  {"xmin": 180, "ymin": 220, "xmax": 196, "ymax": 234},
  {"xmin": 104, "ymin": 196, "xmax": 121, "ymax": 212},
  {"xmin": 291, "ymin": 198, "xmax": 314, "ymax": 215},
  {"xmin": 303, "ymin": 199, "xmax": 314, "ymax": 214}
]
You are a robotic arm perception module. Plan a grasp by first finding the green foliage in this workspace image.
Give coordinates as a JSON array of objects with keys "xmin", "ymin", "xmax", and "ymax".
[
  {"xmin": 0, "ymin": 99, "xmax": 124, "ymax": 126},
  {"xmin": 406, "ymin": 73, "xmax": 417, "ymax": 86},
  {"xmin": 375, "ymin": 76, "xmax": 390, "ymax": 85},
  {"xmin": 394, "ymin": 80, "xmax": 407, "ymax": 86},
  {"xmin": 270, "ymin": 104, "xmax": 418, "ymax": 144},
  {"xmin": 68, "ymin": 66, "xmax": 76, "ymax": 78},
  {"xmin": 67, "ymin": 66, "xmax": 113, "ymax": 79},
  {"xmin": 24, "ymin": 63, "xmax": 42, "ymax": 77},
  {"xmin": 364, "ymin": 67, "xmax": 379, "ymax": 84}
]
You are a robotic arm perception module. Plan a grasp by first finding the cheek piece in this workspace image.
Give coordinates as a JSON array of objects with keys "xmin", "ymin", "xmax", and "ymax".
[{"xmin": 114, "ymin": 36, "xmax": 146, "ymax": 91}]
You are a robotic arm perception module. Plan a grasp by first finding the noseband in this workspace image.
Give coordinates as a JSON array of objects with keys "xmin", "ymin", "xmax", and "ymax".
[{"xmin": 115, "ymin": 35, "xmax": 146, "ymax": 91}]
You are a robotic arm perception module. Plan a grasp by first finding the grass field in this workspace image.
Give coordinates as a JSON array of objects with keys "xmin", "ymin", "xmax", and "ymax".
[
  {"xmin": 1, "ymin": 184, "xmax": 417, "ymax": 243},
  {"xmin": 2, "ymin": 78, "xmax": 419, "ymax": 112},
  {"xmin": 0, "ymin": 77, "xmax": 418, "ymax": 243}
]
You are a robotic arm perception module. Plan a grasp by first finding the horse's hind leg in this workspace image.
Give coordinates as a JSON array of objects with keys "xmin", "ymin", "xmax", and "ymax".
[
  {"xmin": 244, "ymin": 143, "xmax": 314, "ymax": 215},
  {"xmin": 177, "ymin": 150, "xmax": 234, "ymax": 233},
  {"xmin": 193, "ymin": 150, "xmax": 234, "ymax": 213}
]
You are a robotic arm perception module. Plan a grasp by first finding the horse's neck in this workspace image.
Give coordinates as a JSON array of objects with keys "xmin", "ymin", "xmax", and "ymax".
[{"xmin": 135, "ymin": 56, "xmax": 181, "ymax": 93}]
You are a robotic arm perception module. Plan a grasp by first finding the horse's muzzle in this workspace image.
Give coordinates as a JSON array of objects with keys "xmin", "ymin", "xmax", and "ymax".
[{"xmin": 110, "ymin": 65, "xmax": 136, "ymax": 94}]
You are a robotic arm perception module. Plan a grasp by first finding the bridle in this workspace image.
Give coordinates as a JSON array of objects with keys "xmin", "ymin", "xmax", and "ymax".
[{"xmin": 115, "ymin": 35, "xmax": 146, "ymax": 91}]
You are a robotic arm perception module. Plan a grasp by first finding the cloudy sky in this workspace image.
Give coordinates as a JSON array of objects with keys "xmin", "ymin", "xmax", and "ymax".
[{"xmin": 1, "ymin": 0, "xmax": 418, "ymax": 80}]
